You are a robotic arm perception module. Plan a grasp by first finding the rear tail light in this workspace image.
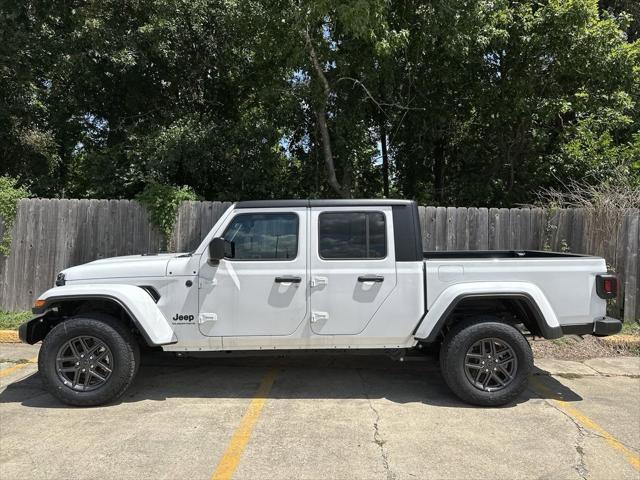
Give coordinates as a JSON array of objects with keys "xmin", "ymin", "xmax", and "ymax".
[{"xmin": 596, "ymin": 273, "xmax": 618, "ymax": 299}]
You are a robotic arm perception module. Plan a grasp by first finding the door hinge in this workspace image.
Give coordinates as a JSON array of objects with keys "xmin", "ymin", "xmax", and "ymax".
[
  {"xmin": 310, "ymin": 276, "xmax": 328, "ymax": 288},
  {"xmin": 198, "ymin": 278, "xmax": 217, "ymax": 289},
  {"xmin": 311, "ymin": 311, "xmax": 329, "ymax": 323},
  {"xmin": 198, "ymin": 313, "xmax": 218, "ymax": 324}
]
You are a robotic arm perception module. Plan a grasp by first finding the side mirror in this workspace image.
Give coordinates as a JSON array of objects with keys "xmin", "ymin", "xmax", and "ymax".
[{"xmin": 208, "ymin": 237, "xmax": 226, "ymax": 262}]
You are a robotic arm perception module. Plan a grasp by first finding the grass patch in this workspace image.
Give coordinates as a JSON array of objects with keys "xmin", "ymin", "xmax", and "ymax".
[
  {"xmin": 0, "ymin": 311, "xmax": 31, "ymax": 330},
  {"xmin": 620, "ymin": 321, "xmax": 640, "ymax": 336}
]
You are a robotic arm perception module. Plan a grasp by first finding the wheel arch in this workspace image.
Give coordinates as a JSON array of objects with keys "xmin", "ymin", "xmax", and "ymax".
[
  {"xmin": 22, "ymin": 286, "xmax": 177, "ymax": 346},
  {"xmin": 414, "ymin": 283, "xmax": 562, "ymax": 342}
]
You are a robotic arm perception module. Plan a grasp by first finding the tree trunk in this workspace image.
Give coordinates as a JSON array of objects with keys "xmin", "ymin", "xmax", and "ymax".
[
  {"xmin": 433, "ymin": 138, "xmax": 445, "ymax": 203},
  {"xmin": 303, "ymin": 28, "xmax": 349, "ymax": 198},
  {"xmin": 380, "ymin": 121, "xmax": 389, "ymax": 197}
]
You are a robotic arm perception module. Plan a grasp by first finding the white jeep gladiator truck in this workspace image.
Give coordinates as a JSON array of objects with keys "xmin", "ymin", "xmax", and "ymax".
[{"xmin": 19, "ymin": 199, "xmax": 621, "ymax": 407}]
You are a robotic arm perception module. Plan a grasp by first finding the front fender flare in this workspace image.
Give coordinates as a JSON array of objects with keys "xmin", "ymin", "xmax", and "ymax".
[
  {"xmin": 414, "ymin": 282, "xmax": 562, "ymax": 341},
  {"xmin": 28, "ymin": 284, "xmax": 177, "ymax": 346}
]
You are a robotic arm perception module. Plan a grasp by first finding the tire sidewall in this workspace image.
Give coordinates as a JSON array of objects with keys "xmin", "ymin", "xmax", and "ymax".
[{"xmin": 39, "ymin": 317, "xmax": 137, "ymax": 406}]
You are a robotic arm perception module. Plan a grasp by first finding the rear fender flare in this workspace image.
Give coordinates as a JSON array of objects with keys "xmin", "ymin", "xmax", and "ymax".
[{"xmin": 414, "ymin": 282, "xmax": 561, "ymax": 341}]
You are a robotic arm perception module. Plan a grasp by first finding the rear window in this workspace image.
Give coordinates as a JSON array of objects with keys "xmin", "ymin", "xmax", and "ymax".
[{"xmin": 318, "ymin": 212, "xmax": 386, "ymax": 259}]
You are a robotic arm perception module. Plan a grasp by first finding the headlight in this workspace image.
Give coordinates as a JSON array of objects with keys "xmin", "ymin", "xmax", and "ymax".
[{"xmin": 55, "ymin": 272, "xmax": 66, "ymax": 286}]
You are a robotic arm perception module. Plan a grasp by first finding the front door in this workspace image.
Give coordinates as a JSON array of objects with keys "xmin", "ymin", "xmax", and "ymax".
[
  {"xmin": 198, "ymin": 208, "xmax": 308, "ymax": 337},
  {"xmin": 309, "ymin": 207, "xmax": 397, "ymax": 335}
]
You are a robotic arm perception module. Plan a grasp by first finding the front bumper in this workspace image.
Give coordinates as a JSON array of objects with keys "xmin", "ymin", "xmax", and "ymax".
[
  {"xmin": 18, "ymin": 313, "xmax": 48, "ymax": 344},
  {"xmin": 561, "ymin": 317, "xmax": 623, "ymax": 337},
  {"xmin": 18, "ymin": 321, "xmax": 30, "ymax": 343}
]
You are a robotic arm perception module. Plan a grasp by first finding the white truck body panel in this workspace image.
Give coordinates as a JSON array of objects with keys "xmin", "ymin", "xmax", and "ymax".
[
  {"xmin": 422, "ymin": 257, "xmax": 607, "ymax": 330},
  {"xmin": 30, "ymin": 201, "xmax": 616, "ymax": 351}
]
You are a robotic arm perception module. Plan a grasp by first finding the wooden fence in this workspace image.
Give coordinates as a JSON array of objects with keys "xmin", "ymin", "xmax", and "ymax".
[{"xmin": 0, "ymin": 199, "xmax": 638, "ymax": 321}]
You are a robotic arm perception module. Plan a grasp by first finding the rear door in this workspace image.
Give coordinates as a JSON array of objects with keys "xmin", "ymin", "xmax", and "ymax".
[{"xmin": 309, "ymin": 207, "xmax": 397, "ymax": 335}]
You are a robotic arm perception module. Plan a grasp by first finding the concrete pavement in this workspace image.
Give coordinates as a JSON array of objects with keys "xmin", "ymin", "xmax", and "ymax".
[{"xmin": 0, "ymin": 343, "xmax": 638, "ymax": 480}]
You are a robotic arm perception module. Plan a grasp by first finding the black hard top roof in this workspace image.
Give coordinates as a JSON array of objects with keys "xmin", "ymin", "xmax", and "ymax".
[{"xmin": 235, "ymin": 199, "xmax": 415, "ymax": 209}]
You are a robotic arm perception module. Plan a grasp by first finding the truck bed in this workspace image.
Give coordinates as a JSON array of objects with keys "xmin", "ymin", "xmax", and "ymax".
[
  {"xmin": 422, "ymin": 251, "xmax": 607, "ymax": 328},
  {"xmin": 423, "ymin": 250, "xmax": 590, "ymax": 259}
]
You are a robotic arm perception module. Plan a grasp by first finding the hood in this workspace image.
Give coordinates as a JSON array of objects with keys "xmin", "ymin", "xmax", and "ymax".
[{"xmin": 61, "ymin": 253, "xmax": 186, "ymax": 282}]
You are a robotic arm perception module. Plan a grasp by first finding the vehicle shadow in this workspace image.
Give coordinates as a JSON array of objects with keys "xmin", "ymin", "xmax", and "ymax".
[{"xmin": 0, "ymin": 353, "xmax": 582, "ymax": 409}]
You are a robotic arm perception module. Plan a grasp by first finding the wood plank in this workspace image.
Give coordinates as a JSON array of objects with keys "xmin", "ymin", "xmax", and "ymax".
[
  {"xmin": 622, "ymin": 210, "xmax": 639, "ymax": 322},
  {"xmin": 520, "ymin": 208, "xmax": 532, "ymax": 249},
  {"xmin": 423, "ymin": 206, "xmax": 437, "ymax": 251},
  {"xmin": 476, "ymin": 208, "xmax": 489, "ymax": 250},
  {"xmin": 467, "ymin": 208, "xmax": 478, "ymax": 250},
  {"xmin": 53, "ymin": 199, "xmax": 70, "ymax": 275},
  {"xmin": 529, "ymin": 208, "xmax": 543, "ymax": 250},
  {"xmin": 172, "ymin": 202, "xmax": 185, "ymax": 252},
  {"xmin": 497, "ymin": 208, "xmax": 510, "ymax": 249},
  {"xmin": 11, "ymin": 200, "xmax": 32, "ymax": 310},
  {"xmin": 131, "ymin": 201, "xmax": 144, "ymax": 254},
  {"xmin": 118, "ymin": 200, "xmax": 132, "ymax": 256},
  {"xmin": 509, "ymin": 208, "xmax": 522, "ymax": 249},
  {"xmin": 188, "ymin": 201, "xmax": 200, "ymax": 250},
  {"xmin": 107, "ymin": 200, "xmax": 119, "ymax": 257},
  {"xmin": 445, "ymin": 207, "xmax": 456, "ymax": 250},
  {"xmin": 68, "ymin": 199, "xmax": 89, "ymax": 269},
  {"xmin": 199, "ymin": 202, "xmax": 211, "ymax": 248},
  {"xmin": 20, "ymin": 199, "xmax": 41, "ymax": 310},
  {"xmin": 0, "ymin": 216, "xmax": 6, "ymax": 305},
  {"xmin": 35, "ymin": 199, "xmax": 58, "ymax": 306},
  {"xmin": 612, "ymin": 209, "xmax": 630, "ymax": 319},
  {"xmin": 435, "ymin": 207, "xmax": 447, "ymax": 251},
  {"xmin": 0, "ymin": 199, "xmax": 26, "ymax": 309},
  {"xmin": 570, "ymin": 209, "xmax": 585, "ymax": 253},
  {"xmin": 83, "ymin": 199, "xmax": 100, "ymax": 263},
  {"xmin": 488, "ymin": 208, "xmax": 499, "ymax": 250},
  {"xmin": 455, "ymin": 207, "xmax": 468, "ymax": 250}
]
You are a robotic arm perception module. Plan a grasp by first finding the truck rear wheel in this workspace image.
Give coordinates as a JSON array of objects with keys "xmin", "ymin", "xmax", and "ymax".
[
  {"xmin": 439, "ymin": 318, "xmax": 532, "ymax": 406},
  {"xmin": 38, "ymin": 316, "xmax": 140, "ymax": 406}
]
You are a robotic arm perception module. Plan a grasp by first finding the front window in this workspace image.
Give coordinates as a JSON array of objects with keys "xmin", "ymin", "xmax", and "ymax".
[{"xmin": 222, "ymin": 213, "xmax": 298, "ymax": 260}]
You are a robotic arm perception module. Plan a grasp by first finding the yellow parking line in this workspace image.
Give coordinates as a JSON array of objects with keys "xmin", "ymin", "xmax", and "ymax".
[
  {"xmin": 531, "ymin": 377, "xmax": 640, "ymax": 471},
  {"xmin": 211, "ymin": 368, "xmax": 278, "ymax": 480},
  {"xmin": 0, "ymin": 357, "xmax": 38, "ymax": 378}
]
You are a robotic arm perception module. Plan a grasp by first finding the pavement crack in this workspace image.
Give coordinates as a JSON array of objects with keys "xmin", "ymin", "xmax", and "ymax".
[
  {"xmin": 357, "ymin": 369, "xmax": 396, "ymax": 480},
  {"xmin": 532, "ymin": 390, "xmax": 589, "ymax": 479}
]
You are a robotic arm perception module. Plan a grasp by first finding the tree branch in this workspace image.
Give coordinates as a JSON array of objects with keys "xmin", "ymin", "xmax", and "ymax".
[{"xmin": 337, "ymin": 77, "xmax": 427, "ymax": 114}]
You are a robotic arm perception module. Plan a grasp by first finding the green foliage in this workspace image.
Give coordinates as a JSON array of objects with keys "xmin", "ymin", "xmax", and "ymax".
[
  {"xmin": 0, "ymin": 0, "xmax": 638, "ymax": 204},
  {"xmin": 0, "ymin": 311, "xmax": 31, "ymax": 330},
  {"xmin": 136, "ymin": 182, "xmax": 198, "ymax": 250},
  {"xmin": 0, "ymin": 176, "xmax": 30, "ymax": 256},
  {"xmin": 621, "ymin": 321, "xmax": 640, "ymax": 334}
]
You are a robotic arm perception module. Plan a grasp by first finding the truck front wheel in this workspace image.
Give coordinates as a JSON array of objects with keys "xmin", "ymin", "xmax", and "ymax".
[
  {"xmin": 38, "ymin": 316, "xmax": 140, "ymax": 406},
  {"xmin": 439, "ymin": 318, "xmax": 533, "ymax": 406}
]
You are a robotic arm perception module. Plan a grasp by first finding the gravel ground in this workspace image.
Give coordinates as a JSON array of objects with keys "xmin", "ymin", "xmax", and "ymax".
[{"xmin": 531, "ymin": 335, "xmax": 640, "ymax": 360}]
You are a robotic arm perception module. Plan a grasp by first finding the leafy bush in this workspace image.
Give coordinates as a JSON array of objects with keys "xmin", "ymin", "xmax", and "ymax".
[
  {"xmin": 136, "ymin": 182, "xmax": 198, "ymax": 250},
  {"xmin": 0, "ymin": 177, "xmax": 30, "ymax": 256}
]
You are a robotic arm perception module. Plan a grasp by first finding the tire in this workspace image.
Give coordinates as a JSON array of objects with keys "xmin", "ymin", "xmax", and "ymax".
[
  {"xmin": 439, "ymin": 317, "xmax": 533, "ymax": 406},
  {"xmin": 38, "ymin": 316, "xmax": 140, "ymax": 407}
]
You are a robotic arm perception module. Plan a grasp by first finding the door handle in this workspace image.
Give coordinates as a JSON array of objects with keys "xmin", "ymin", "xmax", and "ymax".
[
  {"xmin": 275, "ymin": 276, "xmax": 302, "ymax": 284},
  {"xmin": 358, "ymin": 275, "xmax": 384, "ymax": 283}
]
